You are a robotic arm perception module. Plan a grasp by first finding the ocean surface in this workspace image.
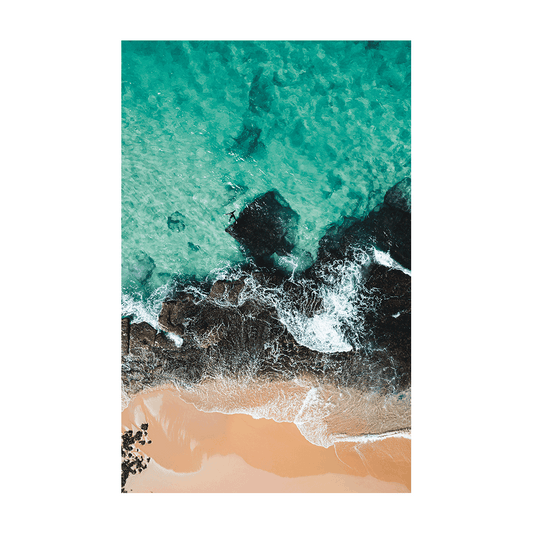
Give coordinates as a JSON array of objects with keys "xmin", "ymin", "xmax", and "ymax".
[{"xmin": 121, "ymin": 41, "xmax": 411, "ymax": 458}]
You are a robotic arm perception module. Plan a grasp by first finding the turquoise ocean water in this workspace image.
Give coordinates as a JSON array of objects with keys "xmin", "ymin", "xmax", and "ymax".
[
  {"xmin": 122, "ymin": 41, "xmax": 410, "ymax": 312},
  {"xmin": 122, "ymin": 41, "xmax": 411, "ymax": 454}
]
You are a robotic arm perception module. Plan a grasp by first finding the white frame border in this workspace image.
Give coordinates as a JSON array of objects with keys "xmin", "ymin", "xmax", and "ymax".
[{"xmin": 101, "ymin": 19, "xmax": 431, "ymax": 514}]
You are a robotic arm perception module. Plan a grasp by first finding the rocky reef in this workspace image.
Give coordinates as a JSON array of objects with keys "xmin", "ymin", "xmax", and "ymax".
[
  {"xmin": 121, "ymin": 423, "xmax": 152, "ymax": 492},
  {"xmin": 121, "ymin": 179, "xmax": 411, "ymax": 399},
  {"xmin": 311, "ymin": 177, "xmax": 411, "ymax": 271},
  {"xmin": 225, "ymin": 190, "xmax": 300, "ymax": 263}
]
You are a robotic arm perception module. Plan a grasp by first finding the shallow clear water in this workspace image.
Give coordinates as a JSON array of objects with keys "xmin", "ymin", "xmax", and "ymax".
[{"xmin": 122, "ymin": 41, "xmax": 411, "ymax": 298}]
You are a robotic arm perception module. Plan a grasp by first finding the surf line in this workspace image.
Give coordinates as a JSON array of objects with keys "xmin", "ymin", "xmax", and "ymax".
[{"xmin": 333, "ymin": 427, "xmax": 412, "ymax": 444}]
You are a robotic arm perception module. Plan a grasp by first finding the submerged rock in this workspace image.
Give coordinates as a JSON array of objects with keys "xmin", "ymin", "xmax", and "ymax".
[
  {"xmin": 225, "ymin": 181, "xmax": 248, "ymax": 195},
  {"xmin": 248, "ymin": 68, "xmax": 273, "ymax": 114},
  {"xmin": 124, "ymin": 251, "xmax": 156, "ymax": 285},
  {"xmin": 231, "ymin": 123, "xmax": 265, "ymax": 158},
  {"xmin": 187, "ymin": 242, "xmax": 201, "ymax": 252},
  {"xmin": 230, "ymin": 69, "xmax": 273, "ymax": 158},
  {"xmin": 167, "ymin": 211, "xmax": 185, "ymax": 232},
  {"xmin": 225, "ymin": 190, "xmax": 299, "ymax": 261},
  {"xmin": 365, "ymin": 40, "xmax": 381, "ymax": 50}
]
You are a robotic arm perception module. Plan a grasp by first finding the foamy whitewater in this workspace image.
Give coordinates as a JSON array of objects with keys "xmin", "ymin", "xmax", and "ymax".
[
  {"xmin": 121, "ymin": 245, "xmax": 411, "ymax": 448},
  {"xmin": 122, "ymin": 41, "xmax": 411, "ymax": 451}
]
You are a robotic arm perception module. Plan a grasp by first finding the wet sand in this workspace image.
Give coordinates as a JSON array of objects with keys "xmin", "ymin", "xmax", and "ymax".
[{"xmin": 121, "ymin": 385, "xmax": 410, "ymax": 492}]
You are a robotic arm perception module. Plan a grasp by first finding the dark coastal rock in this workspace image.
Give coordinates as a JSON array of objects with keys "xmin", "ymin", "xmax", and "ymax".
[
  {"xmin": 126, "ymin": 319, "xmax": 183, "ymax": 358},
  {"xmin": 122, "ymin": 180, "xmax": 411, "ymax": 397},
  {"xmin": 129, "ymin": 322, "xmax": 157, "ymax": 356},
  {"xmin": 362, "ymin": 264, "xmax": 411, "ymax": 390},
  {"xmin": 122, "ymin": 261, "xmax": 410, "ymax": 396},
  {"xmin": 167, "ymin": 211, "xmax": 185, "ymax": 232},
  {"xmin": 154, "ymin": 331, "xmax": 179, "ymax": 351},
  {"xmin": 313, "ymin": 178, "xmax": 411, "ymax": 271},
  {"xmin": 365, "ymin": 203, "xmax": 411, "ymax": 269},
  {"xmin": 121, "ymin": 318, "xmax": 130, "ymax": 358},
  {"xmin": 384, "ymin": 177, "xmax": 411, "ymax": 213},
  {"xmin": 122, "ymin": 315, "xmax": 199, "ymax": 396},
  {"xmin": 225, "ymin": 190, "xmax": 299, "ymax": 261},
  {"xmin": 159, "ymin": 292, "xmax": 198, "ymax": 335},
  {"xmin": 281, "ymin": 279, "xmax": 323, "ymax": 318},
  {"xmin": 209, "ymin": 277, "xmax": 246, "ymax": 305},
  {"xmin": 159, "ymin": 291, "xmax": 283, "ymax": 354},
  {"xmin": 121, "ymin": 424, "xmax": 153, "ymax": 492},
  {"xmin": 313, "ymin": 215, "xmax": 358, "ymax": 264}
]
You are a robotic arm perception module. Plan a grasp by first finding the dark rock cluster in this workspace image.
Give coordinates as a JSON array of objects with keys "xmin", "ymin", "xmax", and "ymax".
[
  {"xmin": 363, "ymin": 264, "xmax": 411, "ymax": 384},
  {"xmin": 225, "ymin": 190, "xmax": 299, "ymax": 263},
  {"xmin": 121, "ymin": 423, "xmax": 152, "ymax": 493},
  {"xmin": 311, "ymin": 177, "xmax": 411, "ymax": 271},
  {"xmin": 122, "ymin": 268, "xmax": 410, "ymax": 396},
  {"xmin": 122, "ymin": 179, "xmax": 411, "ymax": 399}
]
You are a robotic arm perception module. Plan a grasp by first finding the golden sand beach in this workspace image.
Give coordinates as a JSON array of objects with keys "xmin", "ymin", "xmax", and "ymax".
[{"xmin": 121, "ymin": 385, "xmax": 410, "ymax": 493}]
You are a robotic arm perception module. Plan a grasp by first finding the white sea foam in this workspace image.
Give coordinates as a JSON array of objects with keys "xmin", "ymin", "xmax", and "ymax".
[
  {"xmin": 275, "ymin": 250, "xmax": 372, "ymax": 353},
  {"xmin": 175, "ymin": 376, "xmax": 411, "ymax": 449},
  {"xmin": 373, "ymin": 247, "xmax": 411, "ymax": 276},
  {"xmin": 165, "ymin": 332, "xmax": 184, "ymax": 348},
  {"xmin": 121, "ymin": 292, "xmax": 162, "ymax": 329},
  {"xmin": 299, "ymin": 314, "xmax": 351, "ymax": 352},
  {"xmin": 121, "ymin": 282, "xmax": 182, "ymax": 347},
  {"xmin": 275, "ymin": 253, "xmax": 299, "ymax": 279},
  {"xmin": 122, "ymin": 252, "xmax": 409, "ymax": 448},
  {"xmin": 333, "ymin": 429, "xmax": 411, "ymax": 444}
]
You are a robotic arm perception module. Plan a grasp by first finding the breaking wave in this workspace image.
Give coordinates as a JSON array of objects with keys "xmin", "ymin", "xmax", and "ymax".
[
  {"xmin": 121, "ymin": 247, "xmax": 410, "ymax": 447},
  {"xmin": 173, "ymin": 375, "xmax": 410, "ymax": 448}
]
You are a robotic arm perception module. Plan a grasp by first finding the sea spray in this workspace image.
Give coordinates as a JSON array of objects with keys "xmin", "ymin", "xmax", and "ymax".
[
  {"xmin": 199, "ymin": 246, "xmax": 377, "ymax": 355},
  {"xmin": 373, "ymin": 247, "xmax": 411, "ymax": 276},
  {"xmin": 174, "ymin": 375, "xmax": 410, "ymax": 449},
  {"xmin": 121, "ymin": 285, "xmax": 170, "ymax": 328},
  {"xmin": 277, "ymin": 247, "xmax": 375, "ymax": 353}
]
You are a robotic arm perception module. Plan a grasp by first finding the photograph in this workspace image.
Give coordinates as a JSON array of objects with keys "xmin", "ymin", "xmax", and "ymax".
[{"xmin": 120, "ymin": 41, "xmax": 411, "ymax": 493}]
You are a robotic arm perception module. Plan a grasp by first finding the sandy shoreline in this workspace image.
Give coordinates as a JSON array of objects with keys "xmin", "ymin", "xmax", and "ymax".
[{"xmin": 121, "ymin": 385, "xmax": 410, "ymax": 492}]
